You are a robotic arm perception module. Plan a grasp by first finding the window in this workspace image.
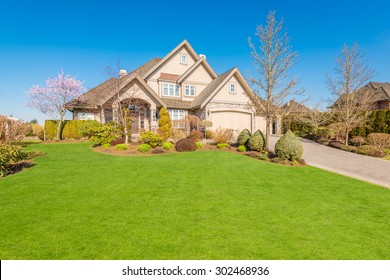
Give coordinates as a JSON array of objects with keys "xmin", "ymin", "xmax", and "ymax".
[
  {"xmin": 78, "ymin": 112, "xmax": 94, "ymax": 120},
  {"xmin": 229, "ymin": 82, "xmax": 236, "ymax": 93},
  {"xmin": 180, "ymin": 54, "xmax": 187, "ymax": 64},
  {"xmin": 162, "ymin": 83, "xmax": 180, "ymax": 97},
  {"xmin": 184, "ymin": 85, "xmax": 196, "ymax": 96},
  {"xmin": 168, "ymin": 109, "xmax": 185, "ymax": 128}
]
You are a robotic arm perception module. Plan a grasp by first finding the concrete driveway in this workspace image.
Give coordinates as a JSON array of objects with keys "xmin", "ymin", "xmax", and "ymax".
[{"xmin": 269, "ymin": 135, "xmax": 390, "ymax": 189}]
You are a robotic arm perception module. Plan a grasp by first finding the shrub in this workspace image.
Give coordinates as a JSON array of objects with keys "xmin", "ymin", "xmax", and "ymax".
[
  {"xmin": 162, "ymin": 141, "xmax": 173, "ymax": 150},
  {"xmin": 275, "ymin": 130, "xmax": 303, "ymax": 161},
  {"xmin": 115, "ymin": 144, "xmax": 128, "ymax": 151},
  {"xmin": 140, "ymin": 131, "xmax": 163, "ymax": 148},
  {"xmin": 175, "ymin": 138, "xmax": 197, "ymax": 152},
  {"xmin": 0, "ymin": 144, "xmax": 27, "ymax": 177},
  {"xmin": 367, "ymin": 133, "xmax": 390, "ymax": 148},
  {"xmin": 357, "ymin": 145, "xmax": 385, "ymax": 157},
  {"xmin": 44, "ymin": 120, "xmax": 58, "ymax": 140},
  {"xmin": 110, "ymin": 137, "xmax": 125, "ymax": 146},
  {"xmin": 212, "ymin": 128, "xmax": 233, "ymax": 144},
  {"xmin": 172, "ymin": 129, "xmax": 186, "ymax": 143},
  {"xmin": 237, "ymin": 145, "xmax": 247, "ymax": 152},
  {"xmin": 158, "ymin": 107, "xmax": 172, "ymax": 140},
  {"xmin": 217, "ymin": 143, "xmax": 229, "ymax": 149},
  {"xmin": 152, "ymin": 147, "xmax": 165, "ymax": 154},
  {"xmin": 80, "ymin": 122, "xmax": 121, "ymax": 146},
  {"xmin": 247, "ymin": 130, "xmax": 265, "ymax": 152},
  {"xmin": 237, "ymin": 129, "xmax": 251, "ymax": 146},
  {"xmin": 102, "ymin": 143, "xmax": 111, "ymax": 149},
  {"xmin": 31, "ymin": 123, "xmax": 44, "ymax": 140},
  {"xmin": 349, "ymin": 136, "xmax": 366, "ymax": 146},
  {"xmin": 195, "ymin": 142, "xmax": 203, "ymax": 149},
  {"xmin": 205, "ymin": 131, "xmax": 213, "ymax": 139},
  {"xmin": 259, "ymin": 152, "xmax": 268, "ymax": 161},
  {"xmin": 187, "ymin": 130, "xmax": 203, "ymax": 141},
  {"xmin": 137, "ymin": 143, "xmax": 151, "ymax": 153},
  {"xmin": 328, "ymin": 140, "xmax": 343, "ymax": 149}
]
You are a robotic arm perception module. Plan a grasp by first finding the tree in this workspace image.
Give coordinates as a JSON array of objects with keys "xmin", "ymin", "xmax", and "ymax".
[
  {"xmin": 27, "ymin": 70, "xmax": 84, "ymax": 140},
  {"xmin": 101, "ymin": 60, "xmax": 141, "ymax": 144},
  {"xmin": 157, "ymin": 107, "xmax": 172, "ymax": 140},
  {"xmin": 327, "ymin": 42, "xmax": 375, "ymax": 145},
  {"xmin": 297, "ymin": 100, "xmax": 332, "ymax": 135},
  {"xmin": 248, "ymin": 11, "xmax": 303, "ymax": 151}
]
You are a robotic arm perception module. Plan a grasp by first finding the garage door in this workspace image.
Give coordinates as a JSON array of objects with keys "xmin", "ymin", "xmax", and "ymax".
[{"xmin": 211, "ymin": 111, "xmax": 252, "ymax": 132}]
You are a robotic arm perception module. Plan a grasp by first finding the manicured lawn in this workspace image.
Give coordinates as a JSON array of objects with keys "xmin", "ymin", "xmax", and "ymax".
[{"xmin": 0, "ymin": 142, "xmax": 389, "ymax": 259}]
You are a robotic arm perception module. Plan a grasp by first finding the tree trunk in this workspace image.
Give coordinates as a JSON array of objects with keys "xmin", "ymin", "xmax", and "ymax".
[
  {"xmin": 345, "ymin": 127, "xmax": 349, "ymax": 146},
  {"xmin": 56, "ymin": 119, "xmax": 62, "ymax": 140},
  {"xmin": 265, "ymin": 119, "xmax": 271, "ymax": 151}
]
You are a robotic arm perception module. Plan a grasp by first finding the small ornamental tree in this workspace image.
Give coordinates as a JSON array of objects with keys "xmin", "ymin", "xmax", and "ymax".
[
  {"xmin": 27, "ymin": 70, "xmax": 85, "ymax": 140},
  {"xmin": 275, "ymin": 130, "xmax": 303, "ymax": 161},
  {"xmin": 237, "ymin": 129, "xmax": 252, "ymax": 146},
  {"xmin": 158, "ymin": 107, "xmax": 172, "ymax": 140},
  {"xmin": 248, "ymin": 130, "xmax": 265, "ymax": 151}
]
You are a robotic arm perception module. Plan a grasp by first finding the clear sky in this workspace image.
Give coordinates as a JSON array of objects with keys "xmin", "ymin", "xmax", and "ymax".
[{"xmin": 1, "ymin": 0, "xmax": 389, "ymax": 124}]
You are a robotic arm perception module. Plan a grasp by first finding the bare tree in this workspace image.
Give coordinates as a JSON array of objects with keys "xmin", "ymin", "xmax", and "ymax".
[
  {"xmin": 298, "ymin": 99, "xmax": 332, "ymax": 135},
  {"xmin": 248, "ymin": 11, "xmax": 303, "ymax": 151},
  {"xmin": 327, "ymin": 42, "xmax": 375, "ymax": 145},
  {"xmin": 101, "ymin": 59, "xmax": 141, "ymax": 144}
]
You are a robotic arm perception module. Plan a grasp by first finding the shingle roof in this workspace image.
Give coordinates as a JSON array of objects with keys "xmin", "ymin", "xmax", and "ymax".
[
  {"xmin": 161, "ymin": 98, "xmax": 192, "ymax": 109},
  {"xmin": 191, "ymin": 68, "xmax": 235, "ymax": 108},
  {"xmin": 159, "ymin": 73, "xmax": 180, "ymax": 82},
  {"xmin": 369, "ymin": 82, "xmax": 390, "ymax": 100},
  {"xmin": 131, "ymin": 58, "xmax": 162, "ymax": 77}
]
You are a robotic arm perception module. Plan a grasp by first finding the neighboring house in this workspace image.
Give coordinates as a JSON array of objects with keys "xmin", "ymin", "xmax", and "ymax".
[
  {"xmin": 332, "ymin": 82, "xmax": 390, "ymax": 110},
  {"xmin": 68, "ymin": 40, "xmax": 272, "ymax": 136},
  {"xmin": 0, "ymin": 115, "xmax": 20, "ymax": 141}
]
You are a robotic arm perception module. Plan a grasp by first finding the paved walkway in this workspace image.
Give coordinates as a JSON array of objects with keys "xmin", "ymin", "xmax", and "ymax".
[{"xmin": 269, "ymin": 135, "xmax": 390, "ymax": 189}]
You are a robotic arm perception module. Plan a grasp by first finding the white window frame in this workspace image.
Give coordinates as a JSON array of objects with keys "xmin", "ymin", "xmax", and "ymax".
[
  {"xmin": 168, "ymin": 109, "xmax": 185, "ymax": 128},
  {"xmin": 184, "ymin": 84, "xmax": 196, "ymax": 96},
  {"xmin": 229, "ymin": 82, "xmax": 236, "ymax": 94},
  {"xmin": 180, "ymin": 54, "xmax": 188, "ymax": 65},
  {"xmin": 162, "ymin": 82, "xmax": 180, "ymax": 97}
]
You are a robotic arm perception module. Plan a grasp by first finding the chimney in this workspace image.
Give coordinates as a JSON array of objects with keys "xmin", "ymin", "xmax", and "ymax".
[{"xmin": 119, "ymin": 69, "xmax": 127, "ymax": 78}]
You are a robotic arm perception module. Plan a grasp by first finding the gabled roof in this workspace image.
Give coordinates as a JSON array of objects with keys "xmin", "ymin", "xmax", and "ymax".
[
  {"xmin": 369, "ymin": 82, "xmax": 390, "ymax": 100},
  {"xmin": 161, "ymin": 98, "xmax": 192, "ymax": 109},
  {"xmin": 159, "ymin": 73, "xmax": 180, "ymax": 82},
  {"xmin": 142, "ymin": 39, "xmax": 199, "ymax": 79},
  {"xmin": 98, "ymin": 73, "xmax": 166, "ymax": 107},
  {"xmin": 131, "ymin": 57, "xmax": 162, "ymax": 77},
  {"xmin": 283, "ymin": 100, "xmax": 311, "ymax": 114},
  {"xmin": 177, "ymin": 56, "xmax": 217, "ymax": 84},
  {"xmin": 191, "ymin": 67, "xmax": 255, "ymax": 109}
]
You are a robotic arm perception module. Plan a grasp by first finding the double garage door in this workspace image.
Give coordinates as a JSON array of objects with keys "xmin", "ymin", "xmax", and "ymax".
[{"xmin": 211, "ymin": 111, "xmax": 252, "ymax": 132}]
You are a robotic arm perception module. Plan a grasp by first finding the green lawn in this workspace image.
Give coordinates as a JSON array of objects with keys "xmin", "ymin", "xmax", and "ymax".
[{"xmin": 0, "ymin": 142, "xmax": 389, "ymax": 259}]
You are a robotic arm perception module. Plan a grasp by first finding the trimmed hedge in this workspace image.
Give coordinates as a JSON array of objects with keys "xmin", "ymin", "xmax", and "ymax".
[{"xmin": 44, "ymin": 120, "xmax": 98, "ymax": 140}]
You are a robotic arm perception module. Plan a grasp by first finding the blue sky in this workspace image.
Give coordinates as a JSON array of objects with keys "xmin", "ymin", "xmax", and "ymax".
[{"xmin": 1, "ymin": 0, "xmax": 389, "ymax": 124}]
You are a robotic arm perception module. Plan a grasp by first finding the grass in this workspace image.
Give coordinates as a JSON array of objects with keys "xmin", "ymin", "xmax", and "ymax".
[{"xmin": 0, "ymin": 142, "xmax": 389, "ymax": 260}]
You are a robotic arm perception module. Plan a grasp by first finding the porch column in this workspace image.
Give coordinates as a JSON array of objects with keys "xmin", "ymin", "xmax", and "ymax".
[
  {"xmin": 150, "ymin": 106, "xmax": 158, "ymax": 132},
  {"xmin": 100, "ymin": 107, "xmax": 105, "ymax": 124}
]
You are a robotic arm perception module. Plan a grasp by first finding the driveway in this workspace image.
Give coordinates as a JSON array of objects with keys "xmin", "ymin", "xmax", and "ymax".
[{"xmin": 269, "ymin": 135, "xmax": 390, "ymax": 189}]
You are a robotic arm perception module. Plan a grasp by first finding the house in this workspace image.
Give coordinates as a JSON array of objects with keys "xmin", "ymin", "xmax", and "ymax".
[
  {"xmin": 68, "ymin": 40, "xmax": 272, "ymax": 136},
  {"xmin": 331, "ymin": 82, "xmax": 390, "ymax": 110}
]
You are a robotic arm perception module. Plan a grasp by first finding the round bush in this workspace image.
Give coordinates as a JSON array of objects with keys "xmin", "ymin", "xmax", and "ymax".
[
  {"xmin": 237, "ymin": 129, "xmax": 251, "ymax": 146},
  {"xmin": 237, "ymin": 145, "xmax": 247, "ymax": 152},
  {"xmin": 195, "ymin": 142, "xmax": 203, "ymax": 149},
  {"xmin": 247, "ymin": 130, "xmax": 265, "ymax": 151},
  {"xmin": 137, "ymin": 143, "xmax": 151, "ymax": 153},
  {"xmin": 162, "ymin": 141, "xmax": 173, "ymax": 150},
  {"xmin": 275, "ymin": 130, "xmax": 303, "ymax": 161},
  {"xmin": 187, "ymin": 130, "xmax": 204, "ymax": 141},
  {"xmin": 217, "ymin": 143, "xmax": 229, "ymax": 149},
  {"xmin": 175, "ymin": 138, "xmax": 197, "ymax": 152},
  {"xmin": 102, "ymin": 143, "xmax": 111, "ymax": 149},
  {"xmin": 115, "ymin": 144, "xmax": 128, "ymax": 151}
]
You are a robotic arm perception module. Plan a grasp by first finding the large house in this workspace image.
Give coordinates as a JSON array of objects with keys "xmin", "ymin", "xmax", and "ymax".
[
  {"xmin": 331, "ymin": 82, "xmax": 390, "ymax": 110},
  {"xmin": 68, "ymin": 40, "xmax": 274, "ymax": 136}
]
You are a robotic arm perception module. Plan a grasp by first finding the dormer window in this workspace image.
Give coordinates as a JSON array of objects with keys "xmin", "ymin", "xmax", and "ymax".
[
  {"xmin": 229, "ymin": 82, "xmax": 236, "ymax": 94},
  {"xmin": 185, "ymin": 85, "xmax": 196, "ymax": 96},
  {"xmin": 180, "ymin": 54, "xmax": 188, "ymax": 65}
]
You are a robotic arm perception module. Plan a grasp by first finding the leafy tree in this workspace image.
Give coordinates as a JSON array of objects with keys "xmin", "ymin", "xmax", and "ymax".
[
  {"xmin": 27, "ymin": 70, "xmax": 85, "ymax": 140},
  {"xmin": 248, "ymin": 11, "xmax": 303, "ymax": 151}
]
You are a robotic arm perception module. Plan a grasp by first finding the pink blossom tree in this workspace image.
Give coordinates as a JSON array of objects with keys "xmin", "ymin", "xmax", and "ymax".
[{"xmin": 27, "ymin": 70, "xmax": 85, "ymax": 140}]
